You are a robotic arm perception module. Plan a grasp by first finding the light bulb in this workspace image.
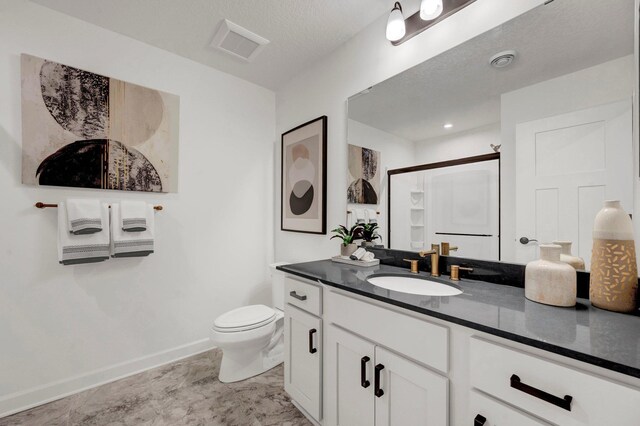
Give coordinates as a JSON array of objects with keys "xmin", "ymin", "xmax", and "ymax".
[
  {"xmin": 420, "ymin": 0, "xmax": 443, "ymax": 20},
  {"xmin": 386, "ymin": 2, "xmax": 405, "ymax": 42}
]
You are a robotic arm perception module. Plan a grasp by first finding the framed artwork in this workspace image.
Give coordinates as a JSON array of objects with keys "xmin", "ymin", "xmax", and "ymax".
[
  {"xmin": 281, "ymin": 116, "xmax": 327, "ymax": 234},
  {"xmin": 347, "ymin": 144, "xmax": 380, "ymax": 204},
  {"xmin": 21, "ymin": 54, "xmax": 179, "ymax": 193}
]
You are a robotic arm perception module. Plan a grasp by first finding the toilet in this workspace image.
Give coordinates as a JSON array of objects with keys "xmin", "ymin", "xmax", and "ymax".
[{"xmin": 210, "ymin": 263, "xmax": 287, "ymax": 383}]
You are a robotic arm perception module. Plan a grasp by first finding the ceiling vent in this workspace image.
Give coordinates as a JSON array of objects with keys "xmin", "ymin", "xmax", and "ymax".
[
  {"xmin": 489, "ymin": 50, "xmax": 517, "ymax": 69},
  {"xmin": 210, "ymin": 19, "xmax": 269, "ymax": 62}
]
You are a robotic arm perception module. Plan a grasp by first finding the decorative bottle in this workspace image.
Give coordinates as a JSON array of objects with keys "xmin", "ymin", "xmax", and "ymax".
[
  {"xmin": 525, "ymin": 244, "xmax": 576, "ymax": 307},
  {"xmin": 553, "ymin": 241, "xmax": 586, "ymax": 270},
  {"xmin": 590, "ymin": 200, "xmax": 638, "ymax": 312}
]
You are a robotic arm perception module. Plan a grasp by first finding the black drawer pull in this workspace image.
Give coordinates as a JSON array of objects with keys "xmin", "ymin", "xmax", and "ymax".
[
  {"xmin": 474, "ymin": 414, "xmax": 487, "ymax": 426},
  {"xmin": 374, "ymin": 364, "xmax": 385, "ymax": 397},
  {"xmin": 289, "ymin": 291, "xmax": 307, "ymax": 301},
  {"xmin": 361, "ymin": 356, "xmax": 371, "ymax": 388},
  {"xmin": 308, "ymin": 329, "xmax": 317, "ymax": 354},
  {"xmin": 510, "ymin": 374, "xmax": 572, "ymax": 411}
]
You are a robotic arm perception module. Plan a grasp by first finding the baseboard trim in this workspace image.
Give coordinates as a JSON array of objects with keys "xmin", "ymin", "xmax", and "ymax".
[{"xmin": 0, "ymin": 338, "xmax": 216, "ymax": 419}]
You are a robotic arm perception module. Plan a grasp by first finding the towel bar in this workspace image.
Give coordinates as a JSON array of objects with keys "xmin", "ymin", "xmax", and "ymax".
[
  {"xmin": 35, "ymin": 202, "xmax": 163, "ymax": 211},
  {"xmin": 347, "ymin": 210, "xmax": 380, "ymax": 215}
]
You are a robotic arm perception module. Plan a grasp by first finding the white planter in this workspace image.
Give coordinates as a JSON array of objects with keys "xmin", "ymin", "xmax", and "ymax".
[
  {"xmin": 525, "ymin": 244, "xmax": 576, "ymax": 307},
  {"xmin": 590, "ymin": 200, "xmax": 638, "ymax": 312},
  {"xmin": 552, "ymin": 241, "xmax": 585, "ymax": 270},
  {"xmin": 340, "ymin": 243, "xmax": 357, "ymax": 257}
]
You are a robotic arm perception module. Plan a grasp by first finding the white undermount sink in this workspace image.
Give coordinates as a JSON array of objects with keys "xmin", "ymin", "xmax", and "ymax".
[{"xmin": 367, "ymin": 274, "xmax": 463, "ymax": 296}]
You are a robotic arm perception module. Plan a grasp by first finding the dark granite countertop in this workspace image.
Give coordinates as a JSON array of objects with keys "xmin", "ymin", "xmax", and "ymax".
[{"xmin": 278, "ymin": 260, "xmax": 640, "ymax": 379}]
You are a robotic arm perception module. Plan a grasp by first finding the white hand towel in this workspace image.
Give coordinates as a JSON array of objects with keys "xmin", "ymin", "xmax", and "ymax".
[
  {"xmin": 355, "ymin": 209, "xmax": 366, "ymax": 224},
  {"xmin": 66, "ymin": 198, "xmax": 103, "ymax": 235},
  {"xmin": 111, "ymin": 203, "xmax": 155, "ymax": 257},
  {"xmin": 120, "ymin": 200, "xmax": 148, "ymax": 232},
  {"xmin": 366, "ymin": 209, "xmax": 378, "ymax": 224},
  {"xmin": 58, "ymin": 202, "xmax": 110, "ymax": 265}
]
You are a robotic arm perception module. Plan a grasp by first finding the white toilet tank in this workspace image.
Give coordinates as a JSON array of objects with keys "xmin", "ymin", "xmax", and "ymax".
[{"xmin": 269, "ymin": 262, "xmax": 289, "ymax": 311}]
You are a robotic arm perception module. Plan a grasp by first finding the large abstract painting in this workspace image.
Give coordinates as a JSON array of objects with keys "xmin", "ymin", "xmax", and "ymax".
[
  {"xmin": 21, "ymin": 54, "xmax": 179, "ymax": 192},
  {"xmin": 347, "ymin": 144, "xmax": 380, "ymax": 204},
  {"xmin": 281, "ymin": 116, "xmax": 327, "ymax": 234}
]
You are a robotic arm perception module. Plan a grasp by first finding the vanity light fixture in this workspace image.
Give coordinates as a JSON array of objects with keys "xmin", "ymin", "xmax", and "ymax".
[
  {"xmin": 387, "ymin": 0, "xmax": 477, "ymax": 46},
  {"xmin": 444, "ymin": 123, "xmax": 453, "ymax": 129},
  {"xmin": 420, "ymin": 0, "xmax": 444, "ymax": 20},
  {"xmin": 386, "ymin": 2, "xmax": 406, "ymax": 42}
]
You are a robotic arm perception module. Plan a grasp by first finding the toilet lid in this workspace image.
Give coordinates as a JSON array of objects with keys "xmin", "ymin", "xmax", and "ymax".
[{"xmin": 214, "ymin": 305, "xmax": 276, "ymax": 331}]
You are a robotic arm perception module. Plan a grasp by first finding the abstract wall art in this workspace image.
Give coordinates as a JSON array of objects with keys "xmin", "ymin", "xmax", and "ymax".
[
  {"xmin": 347, "ymin": 144, "xmax": 380, "ymax": 204},
  {"xmin": 281, "ymin": 116, "xmax": 327, "ymax": 234},
  {"xmin": 21, "ymin": 54, "xmax": 179, "ymax": 193}
]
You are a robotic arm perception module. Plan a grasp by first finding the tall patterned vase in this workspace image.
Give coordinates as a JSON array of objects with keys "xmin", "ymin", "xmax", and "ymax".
[{"xmin": 590, "ymin": 200, "xmax": 638, "ymax": 313}]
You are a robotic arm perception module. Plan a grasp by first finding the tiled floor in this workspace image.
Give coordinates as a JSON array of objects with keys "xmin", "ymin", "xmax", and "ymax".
[{"xmin": 0, "ymin": 349, "xmax": 312, "ymax": 426}]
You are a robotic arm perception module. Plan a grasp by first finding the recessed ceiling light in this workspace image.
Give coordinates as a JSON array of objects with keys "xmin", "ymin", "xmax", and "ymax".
[{"xmin": 444, "ymin": 123, "xmax": 453, "ymax": 129}]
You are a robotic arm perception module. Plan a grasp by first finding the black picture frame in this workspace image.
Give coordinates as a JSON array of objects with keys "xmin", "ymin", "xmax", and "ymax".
[{"xmin": 281, "ymin": 116, "xmax": 328, "ymax": 234}]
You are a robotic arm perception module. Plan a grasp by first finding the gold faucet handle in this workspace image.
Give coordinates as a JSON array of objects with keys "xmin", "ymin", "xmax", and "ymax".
[
  {"xmin": 441, "ymin": 242, "xmax": 459, "ymax": 255},
  {"xmin": 450, "ymin": 265, "xmax": 473, "ymax": 281},
  {"xmin": 403, "ymin": 259, "xmax": 420, "ymax": 274}
]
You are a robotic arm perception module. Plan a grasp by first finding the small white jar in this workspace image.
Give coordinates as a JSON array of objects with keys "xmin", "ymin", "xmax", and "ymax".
[
  {"xmin": 553, "ymin": 240, "xmax": 586, "ymax": 270},
  {"xmin": 525, "ymin": 244, "xmax": 577, "ymax": 307}
]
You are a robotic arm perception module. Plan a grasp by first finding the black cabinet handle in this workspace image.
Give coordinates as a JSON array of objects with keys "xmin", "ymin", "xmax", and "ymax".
[
  {"xmin": 374, "ymin": 364, "xmax": 385, "ymax": 397},
  {"xmin": 474, "ymin": 414, "xmax": 487, "ymax": 426},
  {"xmin": 510, "ymin": 374, "xmax": 572, "ymax": 411},
  {"xmin": 360, "ymin": 356, "xmax": 371, "ymax": 388},
  {"xmin": 308, "ymin": 329, "xmax": 317, "ymax": 354},
  {"xmin": 289, "ymin": 291, "xmax": 307, "ymax": 301}
]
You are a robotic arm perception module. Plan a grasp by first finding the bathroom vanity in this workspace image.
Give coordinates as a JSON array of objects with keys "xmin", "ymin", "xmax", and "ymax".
[{"xmin": 279, "ymin": 261, "xmax": 640, "ymax": 426}]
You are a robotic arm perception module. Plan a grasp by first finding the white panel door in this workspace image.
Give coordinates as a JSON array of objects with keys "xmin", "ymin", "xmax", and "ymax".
[
  {"xmin": 284, "ymin": 305, "xmax": 322, "ymax": 421},
  {"xmin": 515, "ymin": 99, "xmax": 633, "ymax": 267},
  {"xmin": 325, "ymin": 325, "xmax": 375, "ymax": 426},
  {"xmin": 374, "ymin": 346, "xmax": 448, "ymax": 426}
]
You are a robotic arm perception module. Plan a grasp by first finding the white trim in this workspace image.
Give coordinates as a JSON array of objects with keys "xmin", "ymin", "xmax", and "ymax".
[{"xmin": 0, "ymin": 339, "xmax": 215, "ymax": 419}]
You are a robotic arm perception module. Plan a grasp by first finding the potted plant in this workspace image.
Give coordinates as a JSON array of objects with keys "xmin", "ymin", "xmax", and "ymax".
[
  {"xmin": 330, "ymin": 224, "xmax": 363, "ymax": 257},
  {"xmin": 361, "ymin": 223, "xmax": 381, "ymax": 247}
]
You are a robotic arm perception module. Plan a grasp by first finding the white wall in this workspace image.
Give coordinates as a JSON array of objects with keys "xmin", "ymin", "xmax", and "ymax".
[
  {"xmin": 274, "ymin": 0, "xmax": 542, "ymax": 262},
  {"xmin": 501, "ymin": 55, "xmax": 635, "ymax": 262},
  {"xmin": 0, "ymin": 1, "xmax": 275, "ymax": 416},
  {"xmin": 346, "ymin": 119, "xmax": 415, "ymax": 240},
  {"xmin": 414, "ymin": 123, "xmax": 500, "ymax": 164}
]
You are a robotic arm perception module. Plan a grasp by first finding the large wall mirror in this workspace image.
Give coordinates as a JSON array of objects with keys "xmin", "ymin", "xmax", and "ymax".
[{"xmin": 347, "ymin": 0, "xmax": 636, "ymax": 271}]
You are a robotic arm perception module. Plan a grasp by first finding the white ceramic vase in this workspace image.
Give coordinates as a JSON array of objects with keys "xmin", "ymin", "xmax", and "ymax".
[
  {"xmin": 525, "ymin": 244, "xmax": 577, "ymax": 307},
  {"xmin": 590, "ymin": 200, "xmax": 638, "ymax": 312},
  {"xmin": 553, "ymin": 241, "xmax": 585, "ymax": 270}
]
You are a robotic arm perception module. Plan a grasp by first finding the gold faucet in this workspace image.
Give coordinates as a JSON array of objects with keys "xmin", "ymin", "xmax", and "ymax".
[
  {"xmin": 419, "ymin": 244, "xmax": 440, "ymax": 277},
  {"xmin": 441, "ymin": 242, "xmax": 459, "ymax": 256},
  {"xmin": 403, "ymin": 259, "xmax": 420, "ymax": 274}
]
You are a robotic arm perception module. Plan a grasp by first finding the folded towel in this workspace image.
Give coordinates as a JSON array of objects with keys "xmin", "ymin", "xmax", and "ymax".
[
  {"xmin": 366, "ymin": 209, "xmax": 378, "ymax": 224},
  {"xmin": 354, "ymin": 209, "xmax": 366, "ymax": 224},
  {"xmin": 362, "ymin": 251, "xmax": 376, "ymax": 262},
  {"xmin": 66, "ymin": 199, "xmax": 103, "ymax": 235},
  {"xmin": 121, "ymin": 200, "xmax": 147, "ymax": 232},
  {"xmin": 58, "ymin": 202, "xmax": 110, "ymax": 265},
  {"xmin": 111, "ymin": 203, "xmax": 154, "ymax": 257}
]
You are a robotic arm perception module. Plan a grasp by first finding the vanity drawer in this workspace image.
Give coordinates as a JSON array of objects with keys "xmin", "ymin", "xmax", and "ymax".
[
  {"xmin": 470, "ymin": 337, "xmax": 640, "ymax": 426},
  {"xmin": 469, "ymin": 390, "xmax": 550, "ymax": 426},
  {"xmin": 285, "ymin": 276, "xmax": 322, "ymax": 316},
  {"xmin": 326, "ymin": 290, "xmax": 448, "ymax": 373}
]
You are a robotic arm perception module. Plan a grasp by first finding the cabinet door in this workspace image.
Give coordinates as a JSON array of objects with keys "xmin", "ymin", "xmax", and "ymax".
[
  {"xmin": 325, "ymin": 325, "xmax": 375, "ymax": 426},
  {"xmin": 469, "ymin": 390, "xmax": 550, "ymax": 426},
  {"xmin": 284, "ymin": 304, "xmax": 322, "ymax": 421},
  {"xmin": 374, "ymin": 346, "xmax": 448, "ymax": 426}
]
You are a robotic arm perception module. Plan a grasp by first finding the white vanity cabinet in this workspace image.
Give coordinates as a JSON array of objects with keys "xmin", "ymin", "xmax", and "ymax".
[
  {"xmin": 284, "ymin": 276, "xmax": 323, "ymax": 423},
  {"xmin": 324, "ymin": 290, "xmax": 449, "ymax": 426}
]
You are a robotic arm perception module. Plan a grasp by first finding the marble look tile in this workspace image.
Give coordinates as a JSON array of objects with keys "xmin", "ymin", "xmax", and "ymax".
[{"xmin": 1, "ymin": 349, "xmax": 310, "ymax": 426}]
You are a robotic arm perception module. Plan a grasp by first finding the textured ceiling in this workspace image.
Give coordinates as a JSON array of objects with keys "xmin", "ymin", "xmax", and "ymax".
[
  {"xmin": 348, "ymin": 0, "xmax": 635, "ymax": 142},
  {"xmin": 30, "ymin": 0, "xmax": 392, "ymax": 90}
]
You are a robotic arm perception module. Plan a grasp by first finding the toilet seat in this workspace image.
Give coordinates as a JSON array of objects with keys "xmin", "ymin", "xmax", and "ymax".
[{"xmin": 213, "ymin": 304, "xmax": 276, "ymax": 333}]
